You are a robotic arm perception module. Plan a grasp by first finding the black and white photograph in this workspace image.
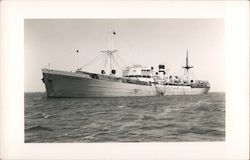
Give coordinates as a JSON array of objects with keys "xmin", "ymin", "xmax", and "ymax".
[
  {"xmin": 25, "ymin": 19, "xmax": 225, "ymax": 143},
  {"xmin": 1, "ymin": 1, "xmax": 249, "ymax": 160}
]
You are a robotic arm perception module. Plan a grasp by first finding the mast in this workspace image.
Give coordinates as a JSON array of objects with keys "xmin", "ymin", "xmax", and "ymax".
[
  {"xmin": 101, "ymin": 25, "xmax": 118, "ymax": 75},
  {"xmin": 182, "ymin": 50, "xmax": 193, "ymax": 72},
  {"xmin": 76, "ymin": 25, "xmax": 120, "ymax": 73},
  {"xmin": 182, "ymin": 49, "xmax": 194, "ymax": 81}
]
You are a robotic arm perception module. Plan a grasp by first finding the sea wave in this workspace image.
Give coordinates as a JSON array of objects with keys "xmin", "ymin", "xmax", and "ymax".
[
  {"xmin": 25, "ymin": 125, "xmax": 53, "ymax": 131},
  {"xmin": 25, "ymin": 92, "xmax": 225, "ymax": 142}
]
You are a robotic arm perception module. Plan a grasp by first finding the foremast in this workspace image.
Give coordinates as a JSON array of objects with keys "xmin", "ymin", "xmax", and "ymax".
[{"xmin": 100, "ymin": 25, "xmax": 118, "ymax": 75}]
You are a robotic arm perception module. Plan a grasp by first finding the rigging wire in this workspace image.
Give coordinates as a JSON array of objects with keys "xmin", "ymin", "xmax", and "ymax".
[
  {"xmin": 116, "ymin": 36, "xmax": 140, "ymax": 65},
  {"xmin": 110, "ymin": 53, "xmax": 112, "ymax": 72},
  {"xmin": 113, "ymin": 54, "xmax": 123, "ymax": 71},
  {"xmin": 78, "ymin": 27, "xmax": 128, "ymax": 73},
  {"xmin": 93, "ymin": 54, "xmax": 109, "ymax": 72},
  {"xmin": 78, "ymin": 53, "xmax": 105, "ymax": 70},
  {"xmin": 103, "ymin": 53, "xmax": 108, "ymax": 69},
  {"xmin": 116, "ymin": 52, "xmax": 128, "ymax": 67},
  {"xmin": 46, "ymin": 50, "xmax": 78, "ymax": 68}
]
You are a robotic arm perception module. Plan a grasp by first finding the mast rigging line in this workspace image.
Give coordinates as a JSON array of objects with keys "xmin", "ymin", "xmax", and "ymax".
[
  {"xmin": 79, "ymin": 26, "xmax": 128, "ymax": 73},
  {"xmin": 103, "ymin": 53, "xmax": 109, "ymax": 69},
  {"xmin": 77, "ymin": 53, "xmax": 106, "ymax": 71},
  {"xmin": 116, "ymin": 52, "xmax": 128, "ymax": 67},
  {"xmin": 113, "ymin": 54, "xmax": 123, "ymax": 71},
  {"xmin": 47, "ymin": 50, "xmax": 78, "ymax": 68},
  {"xmin": 116, "ymin": 36, "xmax": 140, "ymax": 66}
]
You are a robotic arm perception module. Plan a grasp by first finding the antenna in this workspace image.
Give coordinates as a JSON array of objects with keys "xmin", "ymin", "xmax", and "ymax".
[{"xmin": 182, "ymin": 49, "xmax": 193, "ymax": 72}]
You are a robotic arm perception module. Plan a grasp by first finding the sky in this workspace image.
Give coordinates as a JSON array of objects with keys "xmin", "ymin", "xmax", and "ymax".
[{"xmin": 24, "ymin": 19, "xmax": 224, "ymax": 92}]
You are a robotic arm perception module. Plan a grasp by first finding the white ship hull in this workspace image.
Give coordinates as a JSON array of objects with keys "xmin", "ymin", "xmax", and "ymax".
[{"xmin": 42, "ymin": 69, "xmax": 209, "ymax": 98}]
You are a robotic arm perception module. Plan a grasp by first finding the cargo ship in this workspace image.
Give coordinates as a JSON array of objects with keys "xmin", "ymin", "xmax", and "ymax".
[{"xmin": 42, "ymin": 27, "xmax": 210, "ymax": 97}]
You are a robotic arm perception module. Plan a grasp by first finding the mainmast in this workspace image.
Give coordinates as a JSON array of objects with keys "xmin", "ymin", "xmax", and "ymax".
[{"xmin": 182, "ymin": 50, "xmax": 194, "ymax": 81}]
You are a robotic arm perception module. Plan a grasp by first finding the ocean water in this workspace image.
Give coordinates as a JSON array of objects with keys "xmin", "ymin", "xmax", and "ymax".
[{"xmin": 25, "ymin": 92, "xmax": 225, "ymax": 142}]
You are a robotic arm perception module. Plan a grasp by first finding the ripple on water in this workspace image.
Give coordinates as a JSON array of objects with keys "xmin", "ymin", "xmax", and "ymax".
[{"xmin": 25, "ymin": 92, "xmax": 225, "ymax": 142}]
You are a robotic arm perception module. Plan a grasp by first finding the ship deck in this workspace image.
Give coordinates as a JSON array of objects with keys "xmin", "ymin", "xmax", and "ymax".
[{"xmin": 42, "ymin": 68, "xmax": 209, "ymax": 89}]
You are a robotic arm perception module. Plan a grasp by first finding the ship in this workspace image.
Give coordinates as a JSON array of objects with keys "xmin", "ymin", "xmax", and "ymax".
[{"xmin": 41, "ymin": 27, "xmax": 210, "ymax": 97}]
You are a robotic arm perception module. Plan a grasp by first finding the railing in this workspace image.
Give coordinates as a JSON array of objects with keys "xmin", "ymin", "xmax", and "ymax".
[{"xmin": 76, "ymin": 70, "xmax": 210, "ymax": 88}]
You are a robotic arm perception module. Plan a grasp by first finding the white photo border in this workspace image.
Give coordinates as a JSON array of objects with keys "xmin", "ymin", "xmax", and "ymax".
[{"xmin": 0, "ymin": 1, "xmax": 249, "ymax": 160}]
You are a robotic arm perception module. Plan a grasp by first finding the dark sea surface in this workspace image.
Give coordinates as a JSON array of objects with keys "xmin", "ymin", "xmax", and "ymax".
[{"xmin": 25, "ymin": 92, "xmax": 225, "ymax": 142}]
